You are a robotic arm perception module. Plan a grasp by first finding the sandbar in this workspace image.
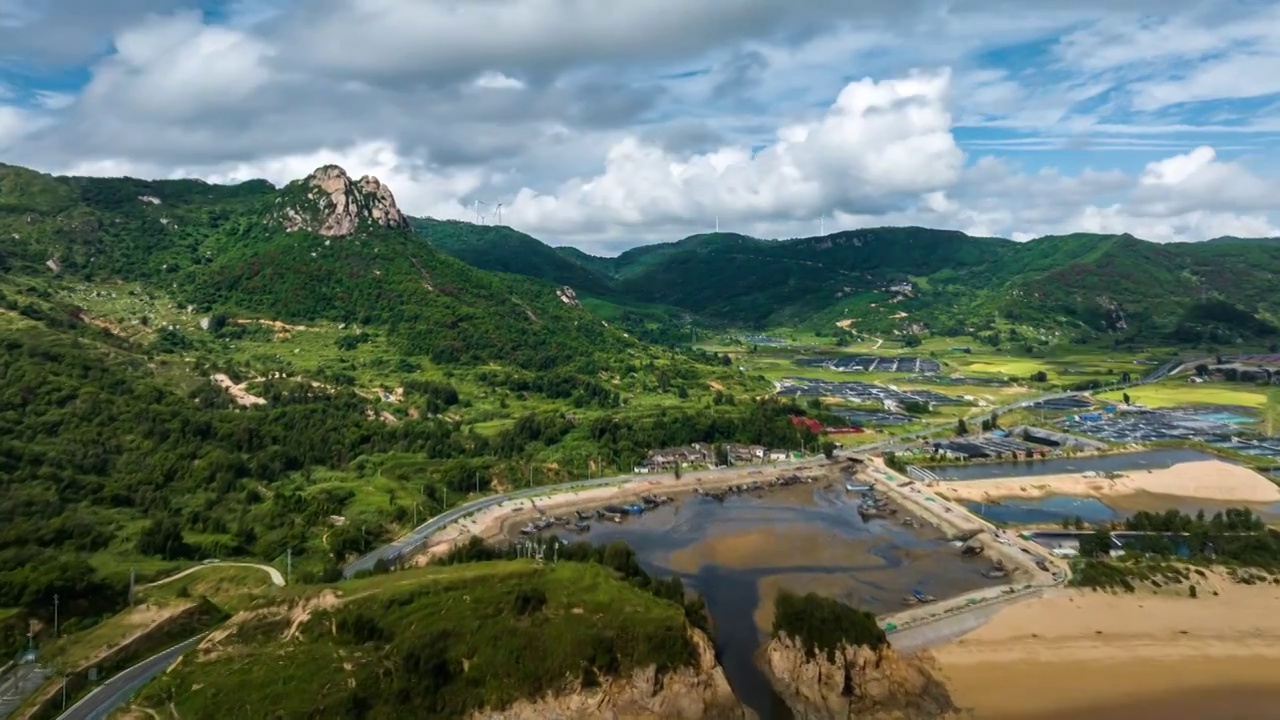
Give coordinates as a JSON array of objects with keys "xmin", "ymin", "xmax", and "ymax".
[
  {"xmin": 935, "ymin": 459, "xmax": 1280, "ymax": 504},
  {"xmin": 933, "ymin": 570, "xmax": 1280, "ymax": 719}
]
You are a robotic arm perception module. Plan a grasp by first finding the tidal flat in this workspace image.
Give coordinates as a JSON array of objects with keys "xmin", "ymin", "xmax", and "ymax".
[{"xmin": 519, "ymin": 478, "xmax": 1002, "ymax": 719}]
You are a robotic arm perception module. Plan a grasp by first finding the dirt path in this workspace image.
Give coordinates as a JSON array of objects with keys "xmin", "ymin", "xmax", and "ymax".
[
  {"xmin": 140, "ymin": 563, "xmax": 285, "ymax": 589},
  {"xmin": 210, "ymin": 374, "xmax": 266, "ymax": 407}
]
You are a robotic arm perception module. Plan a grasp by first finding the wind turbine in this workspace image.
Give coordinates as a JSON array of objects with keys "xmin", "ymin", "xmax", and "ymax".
[
  {"xmin": 474, "ymin": 200, "xmax": 489, "ymax": 224},
  {"xmin": 495, "ymin": 202, "xmax": 504, "ymax": 225},
  {"xmin": 820, "ymin": 214, "xmax": 825, "ymax": 236}
]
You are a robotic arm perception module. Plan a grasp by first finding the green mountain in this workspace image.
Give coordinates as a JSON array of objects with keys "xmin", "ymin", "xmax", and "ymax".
[
  {"xmin": 0, "ymin": 163, "xmax": 642, "ymax": 369},
  {"xmin": 423, "ymin": 223, "xmax": 1280, "ymax": 345},
  {"xmin": 414, "ymin": 217, "xmax": 613, "ymax": 296}
]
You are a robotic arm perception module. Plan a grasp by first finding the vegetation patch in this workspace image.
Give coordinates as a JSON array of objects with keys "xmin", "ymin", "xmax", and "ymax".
[
  {"xmin": 131, "ymin": 560, "xmax": 698, "ymax": 719},
  {"xmin": 771, "ymin": 591, "xmax": 887, "ymax": 661},
  {"xmin": 1069, "ymin": 508, "xmax": 1280, "ymax": 592}
]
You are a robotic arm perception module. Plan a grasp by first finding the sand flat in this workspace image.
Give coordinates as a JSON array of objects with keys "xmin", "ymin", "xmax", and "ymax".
[
  {"xmin": 935, "ymin": 459, "xmax": 1280, "ymax": 504},
  {"xmin": 934, "ymin": 574, "xmax": 1280, "ymax": 719}
]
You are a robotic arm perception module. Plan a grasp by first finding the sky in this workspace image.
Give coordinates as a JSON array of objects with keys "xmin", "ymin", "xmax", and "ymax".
[{"xmin": 1, "ymin": 0, "xmax": 1278, "ymax": 254}]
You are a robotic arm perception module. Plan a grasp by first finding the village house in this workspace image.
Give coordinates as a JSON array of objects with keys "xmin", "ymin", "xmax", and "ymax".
[{"xmin": 636, "ymin": 444, "xmax": 713, "ymax": 473}]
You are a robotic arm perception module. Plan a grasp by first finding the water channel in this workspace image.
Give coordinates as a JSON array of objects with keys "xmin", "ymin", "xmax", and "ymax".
[{"xmin": 524, "ymin": 481, "xmax": 1003, "ymax": 719}]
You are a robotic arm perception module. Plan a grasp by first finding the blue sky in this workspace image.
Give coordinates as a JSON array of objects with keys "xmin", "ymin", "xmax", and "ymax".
[{"xmin": 0, "ymin": 0, "xmax": 1277, "ymax": 251}]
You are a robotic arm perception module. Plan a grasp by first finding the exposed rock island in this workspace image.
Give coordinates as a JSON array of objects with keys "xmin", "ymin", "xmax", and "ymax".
[
  {"xmin": 762, "ymin": 634, "xmax": 960, "ymax": 720},
  {"xmin": 760, "ymin": 591, "xmax": 961, "ymax": 720}
]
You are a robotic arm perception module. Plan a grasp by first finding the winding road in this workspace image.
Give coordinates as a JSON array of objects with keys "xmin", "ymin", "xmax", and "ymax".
[{"xmin": 140, "ymin": 563, "xmax": 285, "ymax": 589}]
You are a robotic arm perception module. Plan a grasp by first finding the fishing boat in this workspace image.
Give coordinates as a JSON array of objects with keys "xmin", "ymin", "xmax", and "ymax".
[
  {"xmin": 846, "ymin": 483, "xmax": 874, "ymax": 492},
  {"xmin": 858, "ymin": 505, "xmax": 898, "ymax": 520}
]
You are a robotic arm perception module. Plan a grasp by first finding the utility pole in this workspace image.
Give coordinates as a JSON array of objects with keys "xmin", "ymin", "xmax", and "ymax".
[
  {"xmin": 53, "ymin": 595, "xmax": 58, "ymax": 638},
  {"xmin": 128, "ymin": 567, "xmax": 136, "ymax": 606},
  {"xmin": 286, "ymin": 549, "xmax": 292, "ymax": 585}
]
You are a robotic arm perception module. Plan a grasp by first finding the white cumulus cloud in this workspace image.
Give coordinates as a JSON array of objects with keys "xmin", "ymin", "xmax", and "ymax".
[{"xmin": 503, "ymin": 70, "xmax": 964, "ymax": 236}]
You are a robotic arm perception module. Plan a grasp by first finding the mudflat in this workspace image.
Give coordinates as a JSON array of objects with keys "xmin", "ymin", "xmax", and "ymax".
[
  {"xmin": 933, "ymin": 572, "xmax": 1280, "ymax": 720},
  {"xmin": 935, "ymin": 459, "xmax": 1280, "ymax": 504},
  {"xmin": 665, "ymin": 524, "xmax": 883, "ymax": 574}
]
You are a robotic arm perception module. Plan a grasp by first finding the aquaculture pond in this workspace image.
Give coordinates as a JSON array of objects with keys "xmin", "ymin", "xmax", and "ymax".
[{"xmin": 932, "ymin": 448, "xmax": 1221, "ymax": 481}]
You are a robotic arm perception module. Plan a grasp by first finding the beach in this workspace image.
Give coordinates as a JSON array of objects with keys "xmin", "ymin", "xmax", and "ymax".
[
  {"xmin": 933, "ymin": 573, "xmax": 1280, "ymax": 719},
  {"xmin": 934, "ymin": 459, "xmax": 1280, "ymax": 504}
]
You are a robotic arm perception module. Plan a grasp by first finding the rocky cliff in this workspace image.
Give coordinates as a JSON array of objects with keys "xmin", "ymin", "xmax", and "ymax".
[
  {"xmin": 470, "ymin": 626, "xmax": 754, "ymax": 720},
  {"xmin": 761, "ymin": 633, "xmax": 961, "ymax": 720},
  {"xmin": 274, "ymin": 164, "xmax": 408, "ymax": 237}
]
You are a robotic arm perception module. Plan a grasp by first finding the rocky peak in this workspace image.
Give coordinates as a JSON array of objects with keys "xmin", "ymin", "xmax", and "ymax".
[{"xmin": 274, "ymin": 164, "xmax": 409, "ymax": 238}]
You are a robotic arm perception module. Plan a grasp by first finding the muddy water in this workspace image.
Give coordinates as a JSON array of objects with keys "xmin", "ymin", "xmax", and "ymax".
[{"xmin": 533, "ymin": 481, "xmax": 1003, "ymax": 720}]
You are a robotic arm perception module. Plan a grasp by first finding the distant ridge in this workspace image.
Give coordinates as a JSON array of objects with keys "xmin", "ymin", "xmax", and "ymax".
[{"xmin": 418, "ymin": 221, "xmax": 1280, "ymax": 345}]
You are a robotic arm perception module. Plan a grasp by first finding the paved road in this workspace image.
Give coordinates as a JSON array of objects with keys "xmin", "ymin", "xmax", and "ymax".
[
  {"xmin": 56, "ymin": 635, "xmax": 204, "ymax": 720},
  {"xmin": 344, "ymin": 359, "xmax": 1183, "ymax": 578},
  {"xmin": 342, "ymin": 458, "xmax": 821, "ymax": 578},
  {"xmin": 141, "ymin": 562, "xmax": 285, "ymax": 589},
  {"xmin": 0, "ymin": 663, "xmax": 50, "ymax": 719}
]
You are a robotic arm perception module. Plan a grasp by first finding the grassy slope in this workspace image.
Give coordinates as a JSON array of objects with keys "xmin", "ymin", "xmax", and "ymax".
[{"xmin": 130, "ymin": 561, "xmax": 696, "ymax": 719}]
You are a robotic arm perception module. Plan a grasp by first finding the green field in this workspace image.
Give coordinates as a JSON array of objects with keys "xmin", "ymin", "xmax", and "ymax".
[{"xmin": 1100, "ymin": 382, "xmax": 1271, "ymax": 410}]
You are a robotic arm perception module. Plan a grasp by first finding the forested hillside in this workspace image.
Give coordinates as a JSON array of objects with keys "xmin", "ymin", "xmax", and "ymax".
[
  {"xmin": 0, "ymin": 163, "xmax": 640, "ymax": 371},
  {"xmin": 0, "ymin": 163, "xmax": 803, "ymax": 648},
  {"xmin": 424, "ymin": 221, "xmax": 1280, "ymax": 346},
  {"xmin": 415, "ymin": 217, "xmax": 613, "ymax": 296}
]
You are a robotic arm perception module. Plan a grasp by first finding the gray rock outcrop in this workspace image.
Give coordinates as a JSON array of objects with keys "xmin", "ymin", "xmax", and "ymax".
[
  {"xmin": 761, "ymin": 633, "xmax": 961, "ymax": 720},
  {"xmin": 275, "ymin": 164, "xmax": 408, "ymax": 237}
]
